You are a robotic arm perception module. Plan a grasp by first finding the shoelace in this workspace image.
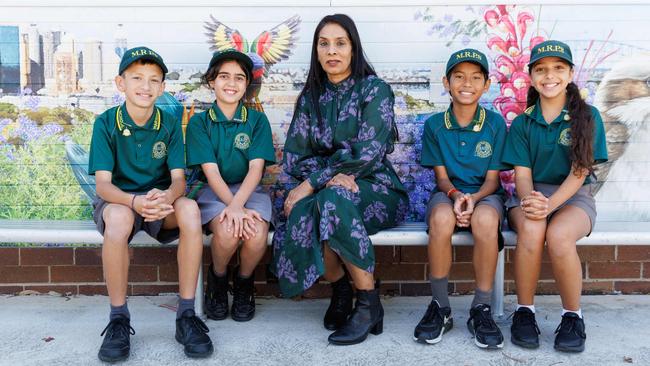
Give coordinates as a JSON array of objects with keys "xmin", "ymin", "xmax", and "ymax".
[
  {"xmin": 186, "ymin": 315, "xmax": 210, "ymax": 334},
  {"xmin": 207, "ymin": 281, "xmax": 229, "ymax": 303},
  {"xmin": 555, "ymin": 315, "xmax": 584, "ymax": 338},
  {"xmin": 100, "ymin": 319, "xmax": 135, "ymax": 339},
  {"xmin": 232, "ymin": 282, "xmax": 254, "ymax": 308},
  {"xmin": 421, "ymin": 302, "xmax": 443, "ymax": 324},
  {"xmin": 469, "ymin": 307, "xmax": 497, "ymax": 331},
  {"xmin": 510, "ymin": 310, "xmax": 541, "ymax": 335}
]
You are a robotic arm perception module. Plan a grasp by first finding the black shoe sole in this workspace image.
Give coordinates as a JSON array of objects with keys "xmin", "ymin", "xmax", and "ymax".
[
  {"xmin": 554, "ymin": 343, "xmax": 585, "ymax": 353},
  {"xmin": 231, "ymin": 313, "xmax": 254, "ymax": 322},
  {"xmin": 98, "ymin": 351, "xmax": 129, "ymax": 363},
  {"xmin": 413, "ymin": 320, "xmax": 453, "ymax": 345},
  {"xmin": 206, "ymin": 313, "xmax": 228, "ymax": 321},
  {"xmin": 175, "ymin": 335, "xmax": 214, "ymax": 358},
  {"xmin": 511, "ymin": 336, "xmax": 540, "ymax": 349},
  {"xmin": 467, "ymin": 323, "xmax": 503, "ymax": 349},
  {"xmin": 328, "ymin": 321, "xmax": 383, "ymax": 346}
]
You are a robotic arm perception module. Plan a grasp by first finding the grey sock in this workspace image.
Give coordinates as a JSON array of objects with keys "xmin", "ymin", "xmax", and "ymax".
[
  {"xmin": 429, "ymin": 276, "xmax": 450, "ymax": 308},
  {"xmin": 109, "ymin": 303, "xmax": 130, "ymax": 321},
  {"xmin": 471, "ymin": 288, "xmax": 493, "ymax": 308},
  {"xmin": 176, "ymin": 297, "xmax": 195, "ymax": 319}
]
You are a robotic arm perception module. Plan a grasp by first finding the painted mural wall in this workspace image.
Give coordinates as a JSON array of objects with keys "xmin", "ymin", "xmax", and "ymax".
[{"xmin": 1, "ymin": 2, "xmax": 649, "ymax": 223}]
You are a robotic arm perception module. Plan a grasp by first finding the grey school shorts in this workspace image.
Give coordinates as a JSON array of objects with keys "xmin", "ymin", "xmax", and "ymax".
[
  {"xmin": 505, "ymin": 182, "xmax": 597, "ymax": 233},
  {"xmin": 92, "ymin": 195, "xmax": 179, "ymax": 244},
  {"xmin": 425, "ymin": 191, "xmax": 505, "ymax": 250},
  {"xmin": 194, "ymin": 183, "xmax": 272, "ymax": 233}
]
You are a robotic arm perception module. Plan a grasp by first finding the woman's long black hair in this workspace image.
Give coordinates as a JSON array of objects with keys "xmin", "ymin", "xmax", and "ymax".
[{"xmin": 527, "ymin": 63, "xmax": 594, "ymax": 176}]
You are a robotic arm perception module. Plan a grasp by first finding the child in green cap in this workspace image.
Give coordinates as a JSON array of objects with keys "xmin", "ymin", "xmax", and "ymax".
[
  {"xmin": 89, "ymin": 46, "xmax": 213, "ymax": 362},
  {"xmin": 415, "ymin": 48, "xmax": 508, "ymax": 349},
  {"xmin": 502, "ymin": 40, "xmax": 608, "ymax": 352},
  {"xmin": 185, "ymin": 49, "xmax": 275, "ymax": 322}
]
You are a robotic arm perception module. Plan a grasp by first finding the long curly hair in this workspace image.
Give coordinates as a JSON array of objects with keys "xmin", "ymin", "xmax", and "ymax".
[{"xmin": 527, "ymin": 75, "xmax": 594, "ymax": 176}]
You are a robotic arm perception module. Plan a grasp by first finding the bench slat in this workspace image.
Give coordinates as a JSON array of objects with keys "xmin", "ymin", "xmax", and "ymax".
[{"xmin": 1, "ymin": 220, "xmax": 648, "ymax": 246}]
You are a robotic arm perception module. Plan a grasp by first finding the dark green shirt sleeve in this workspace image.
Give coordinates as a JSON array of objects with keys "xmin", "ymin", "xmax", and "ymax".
[
  {"xmin": 249, "ymin": 113, "xmax": 276, "ymax": 166},
  {"xmin": 488, "ymin": 116, "xmax": 509, "ymax": 171},
  {"xmin": 501, "ymin": 116, "xmax": 531, "ymax": 168},
  {"xmin": 185, "ymin": 114, "xmax": 216, "ymax": 168},
  {"xmin": 88, "ymin": 113, "xmax": 114, "ymax": 175},
  {"xmin": 166, "ymin": 114, "xmax": 186, "ymax": 170},
  {"xmin": 591, "ymin": 106, "xmax": 608, "ymax": 164},
  {"xmin": 420, "ymin": 117, "xmax": 443, "ymax": 167}
]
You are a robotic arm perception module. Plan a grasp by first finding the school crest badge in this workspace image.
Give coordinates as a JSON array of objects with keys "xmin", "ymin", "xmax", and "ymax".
[
  {"xmin": 152, "ymin": 141, "xmax": 167, "ymax": 159},
  {"xmin": 234, "ymin": 133, "xmax": 251, "ymax": 150},
  {"xmin": 558, "ymin": 128, "xmax": 572, "ymax": 146},
  {"xmin": 475, "ymin": 141, "xmax": 492, "ymax": 158}
]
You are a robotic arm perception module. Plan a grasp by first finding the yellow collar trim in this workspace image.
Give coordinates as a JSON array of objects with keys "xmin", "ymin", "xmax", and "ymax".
[
  {"xmin": 116, "ymin": 106, "xmax": 160, "ymax": 134},
  {"xmin": 209, "ymin": 105, "xmax": 248, "ymax": 123},
  {"xmin": 444, "ymin": 106, "xmax": 486, "ymax": 132}
]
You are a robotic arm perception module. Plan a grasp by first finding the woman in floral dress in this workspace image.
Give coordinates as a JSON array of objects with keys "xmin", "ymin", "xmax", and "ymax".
[{"xmin": 271, "ymin": 14, "xmax": 408, "ymax": 345}]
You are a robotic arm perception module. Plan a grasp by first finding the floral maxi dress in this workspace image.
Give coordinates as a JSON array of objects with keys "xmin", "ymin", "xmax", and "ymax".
[{"xmin": 271, "ymin": 76, "xmax": 409, "ymax": 298}]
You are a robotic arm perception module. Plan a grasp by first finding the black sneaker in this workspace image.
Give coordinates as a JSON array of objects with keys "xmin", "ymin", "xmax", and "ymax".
[
  {"xmin": 175, "ymin": 309, "xmax": 214, "ymax": 358},
  {"xmin": 554, "ymin": 312, "xmax": 586, "ymax": 352},
  {"xmin": 510, "ymin": 307, "xmax": 541, "ymax": 349},
  {"xmin": 413, "ymin": 300, "xmax": 453, "ymax": 344},
  {"xmin": 467, "ymin": 304, "xmax": 504, "ymax": 349},
  {"xmin": 98, "ymin": 315, "xmax": 135, "ymax": 363},
  {"xmin": 231, "ymin": 272, "xmax": 255, "ymax": 322},
  {"xmin": 205, "ymin": 264, "xmax": 229, "ymax": 320}
]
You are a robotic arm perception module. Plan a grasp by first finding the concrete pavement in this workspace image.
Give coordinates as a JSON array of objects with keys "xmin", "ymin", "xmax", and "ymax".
[{"xmin": 0, "ymin": 294, "xmax": 648, "ymax": 365}]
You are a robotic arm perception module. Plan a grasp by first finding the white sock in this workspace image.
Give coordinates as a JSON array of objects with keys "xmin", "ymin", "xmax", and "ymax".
[
  {"xmin": 562, "ymin": 308, "xmax": 582, "ymax": 318},
  {"xmin": 517, "ymin": 304, "xmax": 535, "ymax": 313}
]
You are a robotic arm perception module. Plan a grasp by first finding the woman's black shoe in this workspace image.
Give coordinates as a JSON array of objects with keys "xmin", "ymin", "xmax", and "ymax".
[
  {"xmin": 323, "ymin": 275, "xmax": 354, "ymax": 330},
  {"xmin": 231, "ymin": 270, "xmax": 256, "ymax": 322},
  {"xmin": 328, "ymin": 284, "xmax": 383, "ymax": 345},
  {"xmin": 205, "ymin": 264, "xmax": 229, "ymax": 320},
  {"xmin": 97, "ymin": 315, "xmax": 135, "ymax": 363}
]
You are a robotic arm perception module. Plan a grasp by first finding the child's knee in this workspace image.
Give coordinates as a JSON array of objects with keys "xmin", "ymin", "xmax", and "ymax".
[
  {"xmin": 471, "ymin": 208, "xmax": 499, "ymax": 234},
  {"xmin": 103, "ymin": 205, "xmax": 134, "ymax": 240},
  {"xmin": 428, "ymin": 206, "xmax": 455, "ymax": 231}
]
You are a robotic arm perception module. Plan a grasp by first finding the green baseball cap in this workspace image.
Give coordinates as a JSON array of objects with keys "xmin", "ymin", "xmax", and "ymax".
[
  {"xmin": 445, "ymin": 48, "xmax": 490, "ymax": 76},
  {"xmin": 118, "ymin": 46, "xmax": 168, "ymax": 75},
  {"xmin": 208, "ymin": 49, "xmax": 254, "ymax": 82},
  {"xmin": 528, "ymin": 40, "xmax": 573, "ymax": 68}
]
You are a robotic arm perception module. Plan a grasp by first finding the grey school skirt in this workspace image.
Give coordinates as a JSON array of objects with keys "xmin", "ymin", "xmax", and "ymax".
[
  {"xmin": 505, "ymin": 182, "xmax": 597, "ymax": 232},
  {"xmin": 194, "ymin": 183, "xmax": 272, "ymax": 233}
]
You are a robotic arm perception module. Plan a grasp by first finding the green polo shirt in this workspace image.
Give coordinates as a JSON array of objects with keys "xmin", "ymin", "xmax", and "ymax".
[
  {"xmin": 502, "ymin": 101, "xmax": 608, "ymax": 185},
  {"xmin": 421, "ymin": 104, "xmax": 508, "ymax": 194},
  {"xmin": 88, "ymin": 103, "xmax": 186, "ymax": 192},
  {"xmin": 185, "ymin": 102, "xmax": 276, "ymax": 184}
]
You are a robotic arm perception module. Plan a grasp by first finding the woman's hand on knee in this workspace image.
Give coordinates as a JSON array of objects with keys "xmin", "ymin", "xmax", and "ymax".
[
  {"xmin": 326, "ymin": 174, "xmax": 358, "ymax": 193},
  {"xmin": 284, "ymin": 180, "xmax": 314, "ymax": 217}
]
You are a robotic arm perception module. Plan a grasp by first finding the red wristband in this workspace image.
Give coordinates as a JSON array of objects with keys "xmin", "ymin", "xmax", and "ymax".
[{"xmin": 447, "ymin": 188, "xmax": 460, "ymax": 198}]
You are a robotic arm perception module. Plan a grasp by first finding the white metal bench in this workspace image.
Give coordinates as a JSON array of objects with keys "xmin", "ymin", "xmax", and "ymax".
[{"xmin": 1, "ymin": 219, "xmax": 649, "ymax": 318}]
